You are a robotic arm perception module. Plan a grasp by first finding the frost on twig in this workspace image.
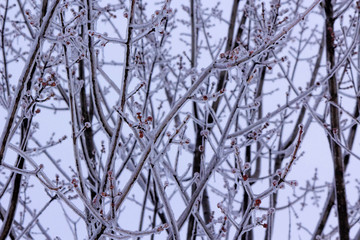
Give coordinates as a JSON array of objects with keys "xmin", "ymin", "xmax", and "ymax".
[{"xmin": 0, "ymin": 0, "xmax": 359, "ymax": 239}]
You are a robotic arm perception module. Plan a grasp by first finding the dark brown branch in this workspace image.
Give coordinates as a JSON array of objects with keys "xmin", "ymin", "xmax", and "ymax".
[
  {"xmin": 311, "ymin": 96, "xmax": 359, "ymax": 239},
  {"xmin": 324, "ymin": 1, "xmax": 349, "ymax": 239}
]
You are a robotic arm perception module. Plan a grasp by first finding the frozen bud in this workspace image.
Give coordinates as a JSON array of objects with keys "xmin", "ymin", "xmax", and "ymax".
[
  {"xmin": 123, "ymin": 11, "xmax": 128, "ymax": 18},
  {"xmin": 71, "ymin": 178, "xmax": 78, "ymax": 188},
  {"xmin": 268, "ymin": 208, "xmax": 275, "ymax": 215},
  {"xmin": 242, "ymin": 174, "xmax": 248, "ymax": 181},
  {"xmin": 276, "ymin": 169, "xmax": 282, "ymax": 176},
  {"xmin": 243, "ymin": 162, "xmax": 250, "ymax": 170},
  {"xmin": 272, "ymin": 180, "xmax": 278, "ymax": 187},
  {"xmin": 200, "ymin": 130, "xmax": 209, "ymax": 137},
  {"xmin": 279, "ymin": 182, "xmax": 285, "ymax": 189},
  {"xmin": 290, "ymin": 180, "xmax": 298, "ymax": 187},
  {"xmin": 332, "ymin": 128, "xmax": 338, "ymax": 135},
  {"xmin": 199, "ymin": 145, "xmax": 204, "ymax": 152},
  {"xmin": 84, "ymin": 122, "xmax": 91, "ymax": 128}
]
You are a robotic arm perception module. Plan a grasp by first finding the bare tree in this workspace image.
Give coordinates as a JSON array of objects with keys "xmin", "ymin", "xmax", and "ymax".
[{"xmin": 0, "ymin": 0, "xmax": 359, "ymax": 239}]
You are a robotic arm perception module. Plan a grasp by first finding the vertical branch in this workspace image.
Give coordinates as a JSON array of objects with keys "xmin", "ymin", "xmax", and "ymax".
[
  {"xmin": 187, "ymin": 0, "xmax": 200, "ymax": 238},
  {"xmin": 312, "ymin": 26, "xmax": 359, "ymax": 240},
  {"xmin": 137, "ymin": 169, "xmax": 151, "ymax": 239},
  {"xmin": 0, "ymin": 117, "xmax": 31, "ymax": 240},
  {"xmin": 60, "ymin": 13, "xmax": 86, "ymax": 195},
  {"xmin": 85, "ymin": 0, "xmax": 113, "ymax": 137},
  {"xmin": 40, "ymin": 0, "xmax": 48, "ymax": 25},
  {"xmin": 324, "ymin": 1, "xmax": 349, "ymax": 239},
  {"xmin": 78, "ymin": 4, "xmax": 98, "ymax": 201},
  {"xmin": 211, "ymin": 0, "xmax": 240, "ymax": 115},
  {"xmin": 151, "ymin": 164, "xmax": 180, "ymax": 239},
  {"xmin": 1, "ymin": 0, "xmax": 10, "ymax": 97},
  {"xmin": 99, "ymin": 0, "xmax": 136, "ymax": 194}
]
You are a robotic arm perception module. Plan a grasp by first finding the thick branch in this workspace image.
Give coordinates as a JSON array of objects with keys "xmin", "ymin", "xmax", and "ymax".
[{"xmin": 324, "ymin": 1, "xmax": 349, "ymax": 239}]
